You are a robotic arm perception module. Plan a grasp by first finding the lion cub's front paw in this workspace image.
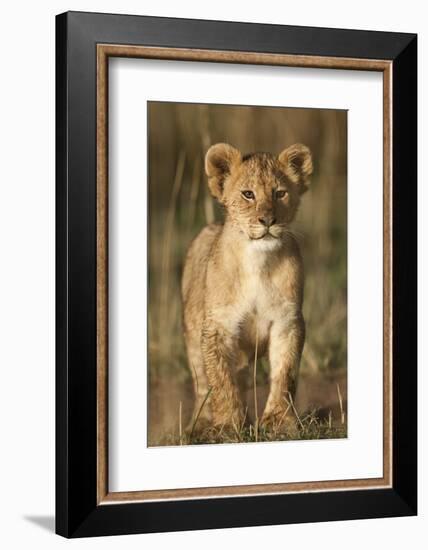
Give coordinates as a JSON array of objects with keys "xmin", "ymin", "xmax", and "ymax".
[
  {"xmin": 260, "ymin": 410, "xmax": 299, "ymax": 438},
  {"xmin": 187, "ymin": 415, "xmax": 212, "ymax": 435},
  {"xmin": 212, "ymin": 409, "xmax": 245, "ymax": 432}
]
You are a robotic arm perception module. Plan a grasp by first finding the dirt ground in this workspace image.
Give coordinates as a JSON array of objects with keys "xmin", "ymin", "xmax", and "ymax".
[{"xmin": 148, "ymin": 369, "xmax": 347, "ymax": 446}]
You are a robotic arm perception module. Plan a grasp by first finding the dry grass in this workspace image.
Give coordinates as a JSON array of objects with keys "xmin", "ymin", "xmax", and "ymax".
[
  {"xmin": 157, "ymin": 406, "xmax": 347, "ymax": 447},
  {"xmin": 147, "ymin": 102, "xmax": 347, "ymax": 445}
]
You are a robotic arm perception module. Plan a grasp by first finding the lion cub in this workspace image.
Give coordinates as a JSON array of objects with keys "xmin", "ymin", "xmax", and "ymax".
[{"xmin": 182, "ymin": 143, "xmax": 313, "ymax": 432}]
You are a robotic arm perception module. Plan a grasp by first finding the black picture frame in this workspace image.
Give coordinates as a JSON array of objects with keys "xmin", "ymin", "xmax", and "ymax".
[{"xmin": 56, "ymin": 10, "xmax": 417, "ymax": 538}]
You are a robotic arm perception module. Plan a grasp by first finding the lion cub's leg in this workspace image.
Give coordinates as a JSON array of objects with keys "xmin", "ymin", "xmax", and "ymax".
[
  {"xmin": 184, "ymin": 328, "xmax": 212, "ymax": 432},
  {"xmin": 236, "ymin": 351, "xmax": 250, "ymax": 425},
  {"xmin": 262, "ymin": 315, "xmax": 305, "ymax": 431},
  {"xmin": 201, "ymin": 323, "xmax": 245, "ymax": 429}
]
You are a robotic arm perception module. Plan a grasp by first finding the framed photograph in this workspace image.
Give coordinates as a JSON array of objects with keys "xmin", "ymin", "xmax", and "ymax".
[{"xmin": 56, "ymin": 11, "xmax": 417, "ymax": 537}]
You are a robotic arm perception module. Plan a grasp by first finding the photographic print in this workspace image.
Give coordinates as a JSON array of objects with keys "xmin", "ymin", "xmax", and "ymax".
[{"xmin": 148, "ymin": 101, "xmax": 347, "ymax": 446}]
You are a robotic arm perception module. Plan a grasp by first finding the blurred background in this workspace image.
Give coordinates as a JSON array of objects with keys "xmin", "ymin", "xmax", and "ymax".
[{"xmin": 148, "ymin": 101, "xmax": 347, "ymax": 445}]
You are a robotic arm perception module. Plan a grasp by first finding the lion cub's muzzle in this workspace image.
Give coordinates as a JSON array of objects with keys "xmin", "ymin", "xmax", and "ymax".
[
  {"xmin": 248, "ymin": 220, "xmax": 283, "ymax": 240},
  {"xmin": 248, "ymin": 225, "xmax": 283, "ymax": 240}
]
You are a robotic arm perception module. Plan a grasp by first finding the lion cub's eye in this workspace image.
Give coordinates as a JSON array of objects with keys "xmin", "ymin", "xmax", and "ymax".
[
  {"xmin": 275, "ymin": 189, "xmax": 288, "ymax": 199},
  {"xmin": 242, "ymin": 190, "xmax": 255, "ymax": 200}
]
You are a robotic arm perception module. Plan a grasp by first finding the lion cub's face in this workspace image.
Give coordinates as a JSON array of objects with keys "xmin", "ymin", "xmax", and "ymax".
[{"xmin": 205, "ymin": 143, "xmax": 313, "ymax": 243}]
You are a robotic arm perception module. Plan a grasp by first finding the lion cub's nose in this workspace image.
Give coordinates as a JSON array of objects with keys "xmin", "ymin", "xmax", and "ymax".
[{"xmin": 258, "ymin": 216, "xmax": 276, "ymax": 227}]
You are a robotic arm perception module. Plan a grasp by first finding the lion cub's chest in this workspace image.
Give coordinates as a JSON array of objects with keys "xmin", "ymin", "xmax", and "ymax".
[{"xmin": 237, "ymin": 247, "xmax": 290, "ymax": 353}]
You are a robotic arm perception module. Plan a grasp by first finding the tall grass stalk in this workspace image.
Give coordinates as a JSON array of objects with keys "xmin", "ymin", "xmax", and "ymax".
[
  {"xmin": 253, "ymin": 325, "xmax": 259, "ymax": 442},
  {"xmin": 187, "ymin": 156, "xmax": 201, "ymax": 229},
  {"xmin": 287, "ymin": 391, "xmax": 305, "ymax": 431},
  {"xmin": 199, "ymin": 105, "xmax": 215, "ymax": 224},
  {"xmin": 158, "ymin": 150, "xmax": 186, "ymax": 359},
  {"xmin": 189, "ymin": 387, "xmax": 213, "ymax": 442},
  {"xmin": 336, "ymin": 382, "xmax": 345, "ymax": 425},
  {"xmin": 179, "ymin": 401, "xmax": 183, "ymax": 445}
]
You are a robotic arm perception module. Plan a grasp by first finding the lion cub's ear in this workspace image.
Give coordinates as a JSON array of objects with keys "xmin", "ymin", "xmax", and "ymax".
[
  {"xmin": 205, "ymin": 143, "xmax": 242, "ymax": 201},
  {"xmin": 278, "ymin": 144, "xmax": 313, "ymax": 194}
]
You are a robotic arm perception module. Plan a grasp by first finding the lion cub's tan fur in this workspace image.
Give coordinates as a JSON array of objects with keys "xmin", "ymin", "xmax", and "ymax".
[{"xmin": 182, "ymin": 143, "xmax": 313, "ymax": 431}]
